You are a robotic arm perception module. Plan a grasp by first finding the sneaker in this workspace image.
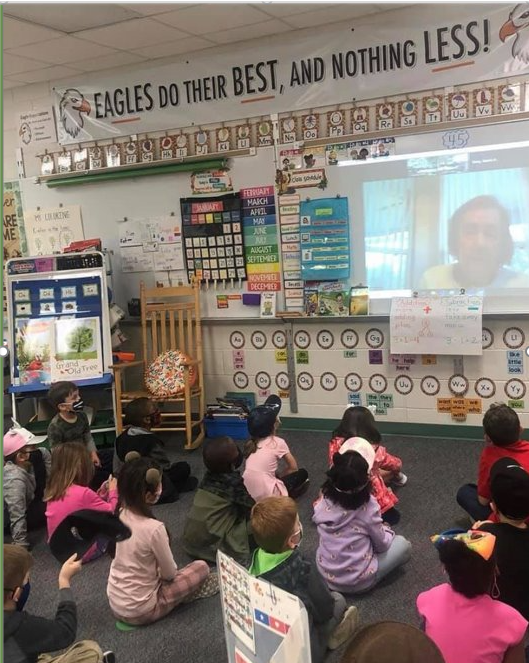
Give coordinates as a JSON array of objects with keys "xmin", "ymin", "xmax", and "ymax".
[
  {"xmin": 328, "ymin": 606, "xmax": 359, "ymax": 650},
  {"xmin": 393, "ymin": 472, "xmax": 408, "ymax": 487},
  {"xmin": 102, "ymin": 652, "xmax": 116, "ymax": 663},
  {"xmin": 183, "ymin": 572, "xmax": 220, "ymax": 603}
]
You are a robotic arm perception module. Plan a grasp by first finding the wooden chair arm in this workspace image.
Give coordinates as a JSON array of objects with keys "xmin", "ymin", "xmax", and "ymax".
[{"xmin": 111, "ymin": 360, "xmax": 145, "ymax": 371}]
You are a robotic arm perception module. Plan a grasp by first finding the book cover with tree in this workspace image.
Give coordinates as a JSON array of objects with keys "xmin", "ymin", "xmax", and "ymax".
[{"xmin": 51, "ymin": 317, "xmax": 102, "ymax": 381}]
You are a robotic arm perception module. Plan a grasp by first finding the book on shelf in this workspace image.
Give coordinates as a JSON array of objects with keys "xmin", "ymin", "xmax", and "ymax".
[
  {"xmin": 317, "ymin": 282, "xmax": 348, "ymax": 316},
  {"xmin": 349, "ymin": 285, "xmax": 369, "ymax": 315}
]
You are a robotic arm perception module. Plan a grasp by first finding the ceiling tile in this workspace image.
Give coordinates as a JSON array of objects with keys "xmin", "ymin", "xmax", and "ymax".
[
  {"xmin": 72, "ymin": 51, "xmax": 148, "ymax": 73},
  {"xmin": 133, "ymin": 35, "xmax": 215, "ymax": 59},
  {"xmin": 156, "ymin": 4, "xmax": 271, "ymax": 35},
  {"xmin": 119, "ymin": 3, "xmax": 199, "ymax": 17},
  {"xmin": 2, "ymin": 16, "xmax": 65, "ymax": 49},
  {"xmin": 204, "ymin": 18, "xmax": 293, "ymax": 44},
  {"xmin": 256, "ymin": 2, "xmax": 340, "ymax": 18},
  {"xmin": 283, "ymin": 3, "xmax": 382, "ymax": 28},
  {"xmin": 74, "ymin": 17, "xmax": 190, "ymax": 49},
  {"xmin": 3, "ymin": 53, "xmax": 51, "ymax": 76},
  {"xmin": 3, "ymin": 3, "xmax": 141, "ymax": 33},
  {"xmin": 14, "ymin": 65, "xmax": 84, "ymax": 85},
  {"xmin": 5, "ymin": 37, "xmax": 119, "ymax": 66}
]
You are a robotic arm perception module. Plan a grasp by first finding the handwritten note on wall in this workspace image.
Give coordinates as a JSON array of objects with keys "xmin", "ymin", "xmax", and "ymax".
[
  {"xmin": 24, "ymin": 205, "xmax": 84, "ymax": 256},
  {"xmin": 390, "ymin": 295, "xmax": 483, "ymax": 356}
]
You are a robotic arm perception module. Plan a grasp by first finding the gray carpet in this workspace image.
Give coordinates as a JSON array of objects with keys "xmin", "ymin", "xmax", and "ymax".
[{"xmin": 20, "ymin": 430, "xmax": 482, "ymax": 662}]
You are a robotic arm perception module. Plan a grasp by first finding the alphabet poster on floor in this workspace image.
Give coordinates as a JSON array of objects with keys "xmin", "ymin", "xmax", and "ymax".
[
  {"xmin": 218, "ymin": 551, "xmax": 311, "ymax": 663},
  {"xmin": 299, "ymin": 197, "xmax": 350, "ymax": 281}
]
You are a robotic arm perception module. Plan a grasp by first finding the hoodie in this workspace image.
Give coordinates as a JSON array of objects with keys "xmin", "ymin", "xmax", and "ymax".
[{"xmin": 3, "ymin": 588, "xmax": 77, "ymax": 663}]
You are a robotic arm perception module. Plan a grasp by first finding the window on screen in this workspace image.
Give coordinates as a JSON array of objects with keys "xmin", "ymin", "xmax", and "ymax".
[{"xmin": 362, "ymin": 143, "xmax": 529, "ymax": 293}]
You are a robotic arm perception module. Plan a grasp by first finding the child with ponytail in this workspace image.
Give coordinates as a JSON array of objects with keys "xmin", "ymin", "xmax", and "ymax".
[{"xmin": 107, "ymin": 453, "xmax": 218, "ymax": 625}]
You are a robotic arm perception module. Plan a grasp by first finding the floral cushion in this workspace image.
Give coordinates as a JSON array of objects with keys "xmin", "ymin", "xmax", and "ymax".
[{"xmin": 145, "ymin": 349, "xmax": 196, "ymax": 397}]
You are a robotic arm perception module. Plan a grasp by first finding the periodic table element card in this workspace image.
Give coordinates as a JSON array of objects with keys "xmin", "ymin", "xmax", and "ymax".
[{"xmin": 180, "ymin": 194, "xmax": 246, "ymax": 283}]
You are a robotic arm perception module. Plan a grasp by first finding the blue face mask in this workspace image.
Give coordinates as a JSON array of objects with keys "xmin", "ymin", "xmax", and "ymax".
[{"xmin": 16, "ymin": 581, "xmax": 30, "ymax": 611}]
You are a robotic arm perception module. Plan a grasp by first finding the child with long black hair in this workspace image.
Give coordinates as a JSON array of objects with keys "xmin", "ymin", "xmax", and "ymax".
[
  {"xmin": 417, "ymin": 530, "xmax": 527, "ymax": 663},
  {"xmin": 107, "ymin": 454, "xmax": 218, "ymax": 625},
  {"xmin": 313, "ymin": 451, "xmax": 411, "ymax": 594}
]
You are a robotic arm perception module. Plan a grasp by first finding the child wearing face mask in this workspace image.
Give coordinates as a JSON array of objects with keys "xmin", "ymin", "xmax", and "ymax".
[
  {"xmin": 250, "ymin": 496, "xmax": 360, "ymax": 663},
  {"xmin": 3, "ymin": 426, "xmax": 51, "ymax": 549},
  {"xmin": 45, "ymin": 442, "xmax": 118, "ymax": 563},
  {"xmin": 113, "ymin": 397, "xmax": 197, "ymax": 503},
  {"xmin": 183, "ymin": 436, "xmax": 255, "ymax": 565},
  {"xmin": 107, "ymin": 454, "xmax": 218, "ymax": 625},
  {"xmin": 47, "ymin": 381, "xmax": 112, "ymax": 488},
  {"xmin": 4, "ymin": 544, "xmax": 113, "ymax": 663}
]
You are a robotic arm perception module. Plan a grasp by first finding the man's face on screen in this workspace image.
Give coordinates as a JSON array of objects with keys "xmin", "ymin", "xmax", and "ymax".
[{"xmin": 457, "ymin": 208, "xmax": 503, "ymax": 283}]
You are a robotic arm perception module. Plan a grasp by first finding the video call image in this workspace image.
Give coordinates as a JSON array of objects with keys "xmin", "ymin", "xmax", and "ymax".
[{"xmin": 358, "ymin": 143, "xmax": 529, "ymax": 295}]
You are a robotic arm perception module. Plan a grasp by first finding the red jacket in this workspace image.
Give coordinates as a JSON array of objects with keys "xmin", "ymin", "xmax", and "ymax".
[{"xmin": 477, "ymin": 439, "xmax": 529, "ymax": 500}]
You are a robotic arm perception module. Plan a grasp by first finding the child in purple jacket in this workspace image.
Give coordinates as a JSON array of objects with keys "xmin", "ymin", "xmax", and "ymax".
[{"xmin": 313, "ymin": 451, "xmax": 411, "ymax": 593}]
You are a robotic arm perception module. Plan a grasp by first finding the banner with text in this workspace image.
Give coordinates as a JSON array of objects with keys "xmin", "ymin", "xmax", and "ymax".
[{"xmin": 53, "ymin": 5, "xmax": 527, "ymax": 144}]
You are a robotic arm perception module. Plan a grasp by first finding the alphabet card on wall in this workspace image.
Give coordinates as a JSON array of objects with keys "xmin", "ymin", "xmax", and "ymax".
[
  {"xmin": 376, "ymin": 101, "xmax": 396, "ymax": 130},
  {"xmin": 473, "ymin": 87, "xmax": 494, "ymax": 117},
  {"xmin": 448, "ymin": 91, "xmax": 469, "ymax": 120},
  {"xmin": 390, "ymin": 295, "xmax": 483, "ymax": 355},
  {"xmin": 498, "ymin": 83, "xmax": 521, "ymax": 114},
  {"xmin": 351, "ymin": 107, "xmax": 369, "ymax": 134},
  {"xmin": 217, "ymin": 127, "xmax": 233, "ymax": 152},
  {"xmin": 424, "ymin": 95, "xmax": 443, "ymax": 124},
  {"xmin": 24, "ymin": 205, "xmax": 84, "ymax": 256},
  {"xmin": 140, "ymin": 138, "xmax": 155, "ymax": 162},
  {"xmin": 399, "ymin": 99, "xmax": 419, "ymax": 127}
]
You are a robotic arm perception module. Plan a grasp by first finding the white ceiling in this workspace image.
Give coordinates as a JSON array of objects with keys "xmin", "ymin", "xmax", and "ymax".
[{"xmin": 3, "ymin": 2, "xmax": 416, "ymax": 89}]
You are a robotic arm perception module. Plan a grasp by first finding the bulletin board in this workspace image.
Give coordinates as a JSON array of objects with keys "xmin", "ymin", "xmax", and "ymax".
[{"xmin": 18, "ymin": 149, "xmax": 277, "ymax": 318}]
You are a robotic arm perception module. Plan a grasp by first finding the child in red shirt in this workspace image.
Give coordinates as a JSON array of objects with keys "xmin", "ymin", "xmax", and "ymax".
[
  {"xmin": 328, "ymin": 406, "xmax": 407, "ymax": 525},
  {"xmin": 457, "ymin": 403, "xmax": 529, "ymax": 521}
]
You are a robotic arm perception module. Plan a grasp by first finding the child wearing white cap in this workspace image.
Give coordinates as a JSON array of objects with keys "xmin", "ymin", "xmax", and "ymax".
[{"xmin": 3, "ymin": 426, "xmax": 50, "ymax": 549}]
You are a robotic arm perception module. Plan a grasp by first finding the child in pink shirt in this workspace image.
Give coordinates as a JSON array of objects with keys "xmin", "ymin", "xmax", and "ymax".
[
  {"xmin": 107, "ymin": 454, "xmax": 218, "ymax": 625},
  {"xmin": 417, "ymin": 529, "xmax": 527, "ymax": 663},
  {"xmin": 243, "ymin": 395, "xmax": 308, "ymax": 502},
  {"xmin": 328, "ymin": 406, "xmax": 406, "ymax": 525},
  {"xmin": 45, "ymin": 442, "xmax": 118, "ymax": 563}
]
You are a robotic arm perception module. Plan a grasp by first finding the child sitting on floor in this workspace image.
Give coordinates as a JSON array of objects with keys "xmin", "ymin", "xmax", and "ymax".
[
  {"xmin": 45, "ymin": 442, "xmax": 118, "ymax": 563},
  {"xmin": 328, "ymin": 406, "xmax": 406, "ymax": 523},
  {"xmin": 47, "ymin": 381, "xmax": 112, "ymax": 488},
  {"xmin": 457, "ymin": 402, "xmax": 529, "ymax": 521},
  {"xmin": 417, "ymin": 530, "xmax": 527, "ymax": 663},
  {"xmin": 475, "ymin": 457, "xmax": 529, "ymax": 620},
  {"xmin": 314, "ymin": 451, "xmax": 411, "ymax": 594},
  {"xmin": 114, "ymin": 397, "xmax": 197, "ymax": 503},
  {"xmin": 4, "ymin": 544, "xmax": 113, "ymax": 663},
  {"xmin": 250, "ymin": 496, "xmax": 359, "ymax": 663},
  {"xmin": 183, "ymin": 436, "xmax": 254, "ymax": 565},
  {"xmin": 243, "ymin": 395, "xmax": 309, "ymax": 501},
  {"xmin": 3, "ymin": 426, "xmax": 51, "ymax": 549},
  {"xmin": 107, "ymin": 455, "xmax": 218, "ymax": 625}
]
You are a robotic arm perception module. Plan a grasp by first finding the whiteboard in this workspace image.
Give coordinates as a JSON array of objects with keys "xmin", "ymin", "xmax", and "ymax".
[
  {"xmin": 19, "ymin": 148, "xmax": 276, "ymax": 317},
  {"xmin": 390, "ymin": 295, "xmax": 483, "ymax": 355}
]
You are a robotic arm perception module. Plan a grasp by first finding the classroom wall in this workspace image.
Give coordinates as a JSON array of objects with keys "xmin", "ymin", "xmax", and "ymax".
[{"xmin": 4, "ymin": 3, "xmax": 529, "ymax": 430}]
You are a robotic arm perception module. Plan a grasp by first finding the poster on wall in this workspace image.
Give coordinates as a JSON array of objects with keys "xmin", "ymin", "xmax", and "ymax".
[
  {"xmin": 53, "ymin": 5, "xmax": 528, "ymax": 143},
  {"xmin": 241, "ymin": 186, "xmax": 281, "ymax": 292},
  {"xmin": 24, "ymin": 205, "xmax": 84, "ymax": 256},
  {"xmin": 119, "ymin": 216, "xmax": 184, "ymax": 273},
  {"xmin": 181, "ymin": 193, "xmax": 246, "ymax": 284},
  {"xmin": 326, "ymin": 138, "xmax": 395, "ymax": 165},
  {"xmin": 390, "ymin": 295, "xmax": 483, "ymax": 355},
  {"xmin": 4, "ymin": 182, "xmax": 26, "ymax": 313},
  {"xmin": 17, "ymin": 107, "xmax": 57, "ymax": 152},
  {"xmin": 191, "ymin": 169, "xmax": 234, "ymax": 195},
  {"xmin": 299, "ymin": 197, "xmax": 350, "ymax": 281}
]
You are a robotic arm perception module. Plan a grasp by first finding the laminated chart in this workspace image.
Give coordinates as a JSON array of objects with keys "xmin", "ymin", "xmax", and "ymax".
[
  {"xmin": 390, "ymin": 295, "xmax": 483, "ymax": 355},
  {"xmin": 241, "ymin": 187, "xmax": 281, "ymax": 292},
  {"xmin": 299, "ymin": 198, "xmax": 350, "ymax": 281}
]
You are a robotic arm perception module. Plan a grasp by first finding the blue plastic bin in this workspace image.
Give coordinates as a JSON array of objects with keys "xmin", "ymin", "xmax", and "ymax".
[{"xmin": 204, "ymin": 417, "xmax": 249, "ymax": 441}]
